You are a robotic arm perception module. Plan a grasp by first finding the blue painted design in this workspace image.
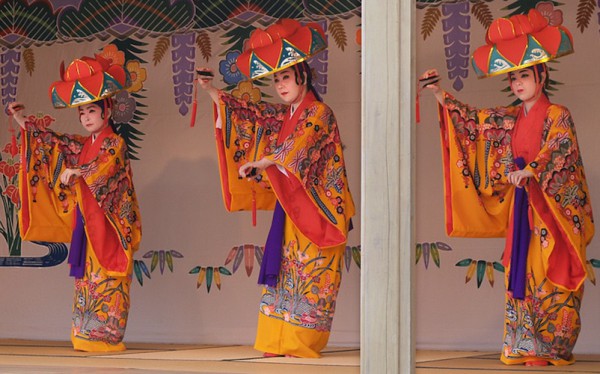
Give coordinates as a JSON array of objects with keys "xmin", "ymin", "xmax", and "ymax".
[
  {"xmin": 0, "ymin": 241, "xmax": 68, "ymax": 267},
  {"xmin": 310, "ymin": 187, "xmax": 337, "ymax": 225},
  {"xmin": 225, "ymin": 107, "xmax": 232, "ymax": 148},
  {"xmin": 52, "ymin": 153, "xmax": 64, "ymax": 187},
  {"xmin": 254, "ymin": 126, "xmax": 263, "ymax": 161},
  {"xmin": 106, "ymin": 214, "xmax": 128, "ymax": 250}
]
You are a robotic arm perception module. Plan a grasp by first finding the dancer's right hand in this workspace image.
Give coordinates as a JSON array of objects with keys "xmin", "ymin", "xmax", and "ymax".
[
  {"xmin": 418, "ymin": 69, "xmax": 444, "ymax": 105},
  {"xmin": 418, "ymin": 69, "xmax": 441, "ymax": 93},
  {"xmin": 196, "ymin": 68, "xmax": 215, "ymax": 90},
  {"xmin": 196, "ymin": 68, "xmax": 219, "ymax": 105},
  {"xmin": 6, "ymin": 101, "xmax": 27, "ymax": 129}
]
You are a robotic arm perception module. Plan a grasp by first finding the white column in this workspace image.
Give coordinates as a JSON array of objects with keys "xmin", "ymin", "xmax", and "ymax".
[{"xmin": 361, "ymin": 0, "xmax": 415, "ymax": 373}]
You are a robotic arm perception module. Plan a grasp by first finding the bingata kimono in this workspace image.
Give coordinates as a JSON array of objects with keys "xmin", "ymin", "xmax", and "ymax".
[
  {"xmin": 438, "ymin": 92, "xmax": 594, "ymax": 365},
  {"xmin": 19, "ymin": 120, "xmax": 141, "ymax": 352},
  {"xmin": 213, "ymin": 90, "xmax": 355, "ymax": 358}
]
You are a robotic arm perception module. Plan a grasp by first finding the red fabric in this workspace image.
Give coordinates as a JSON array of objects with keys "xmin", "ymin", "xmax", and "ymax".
[
  {"xmin": 214, "ymin": 101, "xmax": 233, "ymax": 210},
  {"xmin": 497, "ymin": 36, "xmax": 528, "ymax": 66},
  {"xmin": 535, "ymin": 27, "xmax": 561, "ymax": 55},
  {"xmin": 503, "ymin": 95, "xmax": 586, "ymax": 288},
  {"xmin": 437, "ymin": 103, "xmax": 455, "ymax": 235},
  {"xmin": 511, "ymin": 94, "xmax": 550, "ymax": 163},
  {"xmin": 78, "ymin": 126, "xmax": 127, "ymax": 273},
  {"xmin": 502, "ymin": 97, "xmax": 549, "ymax": 266},
  {"xmin": 266, "ymin": 165, "xmax": 346, "ymax": 248},
  {"xmin": 277, "ymin": 91, "xmax": 316, "ymax": 146},
  {"xmin": 19, "ymin": 129, "xmax": 30, "ymax": 235},
  {"xmin": 267, "ymin": 90, "xmax": 346, "ymax": 248},
  {"xmin": 528, "ymin": 181, "xmax": 586, "ymax": 289}
]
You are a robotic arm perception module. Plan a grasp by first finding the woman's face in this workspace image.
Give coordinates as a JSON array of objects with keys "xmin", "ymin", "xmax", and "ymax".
[
  {"xmin": 273, "ymin": 67, "xmax": 306, "ymax": 105},
  {"xmin": 78, "ymin": 103, "xmax": 107, "ymax": 135},
  {"xmin": 508, "ymin": 68, "xmax": 543, "ymax": 104}
]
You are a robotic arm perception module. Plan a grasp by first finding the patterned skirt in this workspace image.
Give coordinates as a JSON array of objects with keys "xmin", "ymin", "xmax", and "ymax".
[
  {"xmin": 254, "ymin": 216, "xmax": 346, "ymax": 358},
  {"xmin": 71, "ymin": 238, "xmax": 132, "ymax": 352}
]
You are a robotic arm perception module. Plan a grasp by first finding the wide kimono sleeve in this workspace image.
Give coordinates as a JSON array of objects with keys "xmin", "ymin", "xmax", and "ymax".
[
  {"xmin": 263, "ymin": 102, "xmax": 355, "ymax": 248},
  {"xmin": 18, "ymin": 120, "xmax": 86, "ymax": 242},
  {"xmin": 438, "ymin": 92, "xmax": 518, "ymax": 237},
  {"xmin": 522, "ymin": 105, "xmax": 594, "ymax": 290},
  {"xmin": 76, "ymin": 134, "xmax": 142, "ymax": 276},
  {"xmin": 213, "ymin": 91, "xmax": 285, "ymax": 212}
]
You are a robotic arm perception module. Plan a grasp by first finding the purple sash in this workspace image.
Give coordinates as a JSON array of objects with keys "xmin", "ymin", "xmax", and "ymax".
[
  {"xmin": 67, "ymin": 206, "xmax": 86, "ymax": 278},
  {"xmin": 507, "ymin": 157, "xmax": 531, "ymax": 300},
  {"xmin": 258, "ymin": 201, "xmax": 285, "ymax": 287}
]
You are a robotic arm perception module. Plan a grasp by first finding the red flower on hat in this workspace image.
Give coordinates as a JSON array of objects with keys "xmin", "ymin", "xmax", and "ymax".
[{"xmin": 536, "ymin": 2, "xmax": 563, "ymax": 27}]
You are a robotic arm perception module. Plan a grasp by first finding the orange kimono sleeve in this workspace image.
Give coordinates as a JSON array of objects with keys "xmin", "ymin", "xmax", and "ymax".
[
  {"xmin": 524, "ymin": 105, "xmax": 594, "ymax": 290},
  {"xmin": 18, "ymin": 123, "xmax": 85, "ymax": 242},
  {"xmin": 438, "ymin": 92, "xmax": 517, "ymax": 237},
  {"xmin": 264, "ymin": 102, "xmax": 355, "ymax": 248},
  {"xmin": 213, "ymin": 92, "xmax": 284, "ymax": 212}
]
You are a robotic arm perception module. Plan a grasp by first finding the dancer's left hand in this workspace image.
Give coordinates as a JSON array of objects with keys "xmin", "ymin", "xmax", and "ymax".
[{"xmin": 507, "ymin": 169, "xmax": 533, "ymax": 187}]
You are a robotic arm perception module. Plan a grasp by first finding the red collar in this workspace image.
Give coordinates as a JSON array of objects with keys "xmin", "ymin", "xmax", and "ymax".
[{"xmin": 278, "ymin": 90, "xmax": 317, "ymax": 145}]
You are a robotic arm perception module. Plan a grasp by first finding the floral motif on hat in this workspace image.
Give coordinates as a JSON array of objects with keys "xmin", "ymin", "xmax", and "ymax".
[
  {"xmin": 471, "ymin": 8, "xmax": 574, "ymax": 79},
  {"xmin": 236, "ymin": 18, "xmax": 327, "ymax": 80}
]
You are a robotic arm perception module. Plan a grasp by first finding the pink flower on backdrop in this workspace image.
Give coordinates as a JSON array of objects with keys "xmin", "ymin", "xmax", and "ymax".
[{"xmin": 536, "ymin": 1, "xmax": 563, "ymax": 26}]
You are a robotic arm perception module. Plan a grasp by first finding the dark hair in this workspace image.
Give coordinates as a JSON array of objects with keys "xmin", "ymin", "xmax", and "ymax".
[
  {"xmin": 532, "ymin": 63, "xmax": 549, "ymax": 96},
  {"xmin": 292, "ymin": 61, "xmax": 322, "ymax": 102}
]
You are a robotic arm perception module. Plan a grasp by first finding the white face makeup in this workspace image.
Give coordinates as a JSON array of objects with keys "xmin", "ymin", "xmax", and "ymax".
[
  {"xmin": 78, "ymin": 103, "xmax": 108, "ymax": 136},
  {"xmin": 273, "ymin": 67, "xmax": 306, "ymax": 106},
  {"xmin": 509, "ymin": 68, "xmax": 544, "ymax": 108}
]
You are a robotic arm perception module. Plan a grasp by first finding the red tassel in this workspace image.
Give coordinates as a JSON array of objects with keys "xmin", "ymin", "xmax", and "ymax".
[
  {"xmin": 416, "ymin": 92, "xmax": 421, "ymax": 124},
  {"xmin": 10, "ymin": 131, "xmax": 17, "ymax": 156},
  {"xmin": 251, "ymin": 189, "xmax": 257, "ymax": 227},
  {"xmin": 190, "ymin": 80, "xmax": 198, "ymax": 127},
  {"xmin": 8, "ymin": 117, "xmax": 18, "ymax": 157}
]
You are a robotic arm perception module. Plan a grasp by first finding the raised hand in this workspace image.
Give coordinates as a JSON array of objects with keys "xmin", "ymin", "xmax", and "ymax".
[
  {"xmin": 196, "ymin": 68, "xmax": 219, "ymax": 105},
  {"xmin": 6, "ymin": 101, "xmax": 27, "ymax": 129},
  {"xmin": 418, "ymin": 69, "xmax": 444, "ymax": 104}
]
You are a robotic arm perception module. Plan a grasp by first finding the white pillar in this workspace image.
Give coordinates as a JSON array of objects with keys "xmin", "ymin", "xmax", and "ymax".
[{"xmin": 361, "ymin": 0, "xmax": 415, "ymax": 373}]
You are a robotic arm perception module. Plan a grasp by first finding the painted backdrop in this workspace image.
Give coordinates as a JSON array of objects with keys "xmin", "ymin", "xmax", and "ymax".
[{"xmin": 0, "ymin": 0, "xmax": 362, "ymax": 346}]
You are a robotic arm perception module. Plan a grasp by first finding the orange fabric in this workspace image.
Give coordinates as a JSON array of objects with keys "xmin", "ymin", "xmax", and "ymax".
[
  {"xmin": 18, "ymin": 121, "xmax": 141, "ymax": 277},
  {"xmin": 76, "ymin": 127, "xmax": 127, "ymax": 274},
  {"xmin": 439, "ymin": 92, "xmax": 593, "ymax": 291},
  {"xmin": 214, "ymin": 127, "xmax": 233, "ymax": 210},
  {"xmin": 438, "ymin": 97, "xmax": 515, "ymax": 237},
  {"xmin": 214, "ymin": 91, "xmax": 353, "ymax": 241}
]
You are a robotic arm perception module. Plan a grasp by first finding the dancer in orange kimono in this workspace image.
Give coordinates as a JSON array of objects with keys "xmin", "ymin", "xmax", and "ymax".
[
  {"xmin": 8, "ymin": 55, "xmax": 141, "ymax": 352},
  {"xmin": 421, "ymin": 9, "xmax": 593, "ymax": 366},
  {"xmin": 197, "ymin": 19, "xmax": 355, "ymax": 358}
]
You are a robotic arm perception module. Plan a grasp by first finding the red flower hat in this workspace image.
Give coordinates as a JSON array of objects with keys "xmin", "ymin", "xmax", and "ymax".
[
  {"xmin": 471, "ymin": 9, "xmax": 574, "ymax": 78},
  {"xmin": 49, "ymin": 55, "xmax": 130, "ymax": 108},
  {"xmin": 237, "ymin": 18, "xmax": 327, "ymax": 80}
]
